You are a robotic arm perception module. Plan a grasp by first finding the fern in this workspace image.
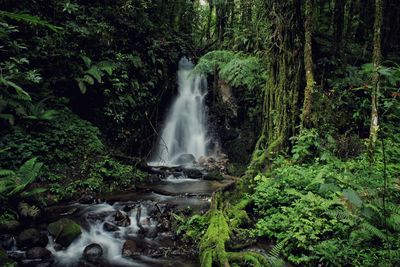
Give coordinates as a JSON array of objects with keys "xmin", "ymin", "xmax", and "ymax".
[
  {"xmin": 192, "ymin": 50, "xmax": 267, "ymax": 90},
  {"xmin": 360, "ymin": 221, "xmax": 387, "ymax": 240},
  {"xmin": 0, "ymin": 11, "xmax": 62, "ymax": 32},
  {"xmin": 18, "ymin": 202, "xmax": 40, "ymax": 218},
  {"xmin": 76, "ymin": 56, "xmax": 116, "ymax": 93},
  {"xmin": 266, "ymin": 239, "xmax": 286, "ymax": 267},
  {"xmin": 0, "ymin": 157, "xmax": 44, "ymax": 198}
]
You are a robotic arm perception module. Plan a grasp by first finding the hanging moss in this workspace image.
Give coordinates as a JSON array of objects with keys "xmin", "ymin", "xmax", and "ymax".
[{"xmin": 249, "ymin": 0, "xmax": 303, "ymax": 172}]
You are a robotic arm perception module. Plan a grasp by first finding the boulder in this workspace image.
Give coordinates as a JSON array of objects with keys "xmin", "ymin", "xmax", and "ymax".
[
  {"xmin": 83, "ymin": 243, "xmax": 103, "ymax": 263},
  {"xmin": 173, "ymin": 154, "xmax": 196, "ymax": 165},
  {"xmin": 122, "ymin": 240, "xmax": 141, "ymax": 258},
  {"xmin": 26, "ymin": 247, "xmax": 52, "ymax": 259},
  {"xmin": 18, "ymin": 228, "xmax": 48, "ymax": 248},
  {"xmin": 114, "ymin": 211, "xmax": 130, "ymax": 227},
  {"xmin": 103, "ymin": 222, "xmax": 119, "ymax": 232},
  {"xmin": 47, "ymin": 218, "xmax": 81, "ymax": 247}
]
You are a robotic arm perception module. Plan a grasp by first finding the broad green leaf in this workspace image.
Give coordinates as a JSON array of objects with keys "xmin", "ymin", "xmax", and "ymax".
[
  {"xmin": 81, "ymin": 55, "xmax": 92, "ymax": 68},
  {"xmin": 86, "ymin": 66, "xmax": 102, "ymax": 83}
]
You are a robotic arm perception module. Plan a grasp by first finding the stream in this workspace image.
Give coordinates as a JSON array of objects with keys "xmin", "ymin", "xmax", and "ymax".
[
  {"xmin": 4, "ymin": 167, "xmax": 235, "ymax": 267},
  {"xmin": 2, "ymin": 58, "xmax": 229, "ymax": 266}
]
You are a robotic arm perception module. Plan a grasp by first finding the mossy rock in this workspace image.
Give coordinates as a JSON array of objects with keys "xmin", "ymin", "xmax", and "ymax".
[
  {"xmin": 48, "ymin": 218, "xmax": 81, "ymax": 247},
  {"xmin": 203, "ymin": 171, "xmax": 224, "ymax": 181}
]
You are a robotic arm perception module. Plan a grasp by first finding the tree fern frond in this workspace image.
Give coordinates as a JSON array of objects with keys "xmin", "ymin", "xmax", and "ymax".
[
  {"xmin": 0, "ymin": 169, "xmax": 15, "ymax": 176},
  {"xmin": 360, "ymin": 221, "xmax": 387, "ymax": 240}
]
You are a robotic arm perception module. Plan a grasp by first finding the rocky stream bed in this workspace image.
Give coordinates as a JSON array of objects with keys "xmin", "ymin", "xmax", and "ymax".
[{"xmin": 1, "ymin": 165, "xmax": 237, "ymax": 267}]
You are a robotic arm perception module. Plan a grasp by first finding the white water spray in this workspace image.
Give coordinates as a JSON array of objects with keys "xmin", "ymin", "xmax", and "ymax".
[{"xmin": 151, "ymin": 58, "xmax": 209, "ymax": 165}]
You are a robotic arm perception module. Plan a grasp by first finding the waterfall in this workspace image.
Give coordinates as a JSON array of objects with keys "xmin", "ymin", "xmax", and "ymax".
[{"xmin": 151, "ymin": 57, "xmax": 209, "ymax": 165}]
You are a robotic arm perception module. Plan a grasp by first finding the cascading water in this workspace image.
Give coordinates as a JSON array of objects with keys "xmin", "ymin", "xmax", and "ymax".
[{"xmin": 151, "ymin": 57, "xmax": 209, "ymax": 165}]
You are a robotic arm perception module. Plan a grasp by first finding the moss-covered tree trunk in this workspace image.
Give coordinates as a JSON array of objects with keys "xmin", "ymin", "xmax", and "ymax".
[
  {"xmin": 301, "ymin": 0, "xmax": 315, "ymax": 129},
  {"xmin": 368, "ymin": 0, "xmax": 383, "ymax": 158},
  {"xmin": 248, "ymin": 0, "xmax": 303, "ymax": 173}
]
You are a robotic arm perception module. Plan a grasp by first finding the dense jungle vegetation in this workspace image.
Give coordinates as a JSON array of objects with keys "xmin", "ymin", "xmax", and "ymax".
[{"xmin": 1, "ymin": 0, "xmax": 400, "ymax": 266}]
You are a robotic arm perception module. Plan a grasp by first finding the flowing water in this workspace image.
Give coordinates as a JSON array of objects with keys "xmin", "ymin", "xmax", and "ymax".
[
  {"xmin": 4, "ymin": 58, "xmax": 231, "ymax": 267},
  {"xmin": 151, "ymin": 58, "xmax": 209, "ymax": 165}
]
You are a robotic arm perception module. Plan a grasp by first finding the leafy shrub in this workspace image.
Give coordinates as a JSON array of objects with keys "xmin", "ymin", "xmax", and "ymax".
[
  {"xmin": 0, "ymin": 108, "xmax": 104, "ymax": 170},
  {"xmin": 251, "ymin": 136, "xmax": 400, "ymax": 266}
]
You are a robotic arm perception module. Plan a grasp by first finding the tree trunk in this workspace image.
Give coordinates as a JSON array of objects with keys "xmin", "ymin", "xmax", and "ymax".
[
  {"xmin": 368, "ymin": 0, "xmax": 383, "ymax": 159},
  {"xmin": 301, "ymin": 0, "xmax": 315, "ymax": 129},
  {"xmin": 248, "ymin": 0, "xmax": 303, "ymax": 174}
]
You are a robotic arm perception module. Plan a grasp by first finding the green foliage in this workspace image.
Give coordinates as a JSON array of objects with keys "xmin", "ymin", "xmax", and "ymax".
[
  {"xmin": 251, "ymin": 134, "xmax": 400, "ymax": 266},
  {"xmin": 200, "ymin": 210, "xmax": 231, "ymax": 267},
  {"xmin": 193, "ymin": 50, "xmax": 267, "ymax": 90},
  {"xmin": 0, "ymin": 109, "xmax": 104, "ymax": 169},
  {"xmin": 0, "ymin": 157, "xmax": 46, "ymax": 200},
  {"xmin": 76, "ymin": 56, "xmax": 116, "ymax": 94},
  {"xmin": 175, "ymin": 213, "xmax": 208, "ymax": 242},
  {"xmin": 0, "ymin": 11, "xmax": 62, "ymax": 32}
]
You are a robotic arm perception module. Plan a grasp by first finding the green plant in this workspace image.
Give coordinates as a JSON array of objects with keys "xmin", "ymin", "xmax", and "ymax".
[
  {"xmin": 193, "ymin": 50, "xmax": 267, "ymax": 90},
  {"xmin": 75, "ymin": 55, "xmax": 116, "ymax": 93},
  {"xmin": 0, "ymin": 157, "xmax": 46, "ymax": 200}
]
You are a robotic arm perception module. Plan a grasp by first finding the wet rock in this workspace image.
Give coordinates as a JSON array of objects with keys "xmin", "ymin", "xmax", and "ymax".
[
  {"xmin": 103, "ymin": 222, "xmax": 119, "ymax": 232},
  {"xmin": 35, "ymin": 260, "xmax": 54, "ymax": 267},
  {"xmin": 157, "ymin": 231, "xmax": 174, "ymax": 241},
  {"xmin": 174, "ymin": 154, "xmax": 196, "ymax": 165},
  {"xmin": 114, "ymin": 211, "xmax": 130, "ymax": 227},
  {"xmin": 157, "ymin": 217, "xmax": 170, "ymax": 232},
  {"xmin": 182, "ymin": 168, "xmax": 203, "ymax": 178},
  {"xmin": 18, "ymin": 228, "xmax": 48, "ymax": 248},
  {"xmin": 87, "ymin": 211, "xmax": 112, "ymax": 223},
  {"xmin": 122, "ymin": 203, "xmax": 135, "ymax": 212},
  {"xmin": 198, "ymin": 155, "xmax": 229, "ymax": 173},
  {"xmin": 47, "ymin": 218, "xmax": 81, "ymax": 247},
  {"xmin": 7, "ymin": 250, "xmax": 25, "ymax": 261},
  {"xmin": 78, "ymin": 194, "xmax": 95, "ymax": 204},
  {"xmin": 59, "ymin": 207, "xmax": 78, "ymax": 216},
  {"xmin": 0, "ymin": 234, "xmax": 15, "ymax": 250},
  {"xmin": 26, "ymin": 247, "xmax": 52, "ymax": 259},
  {"xmin": 203, "ymin": 170, "xmax": 224, "ymax": 181},
  {"xmin": 122, "ymin": 240, "xmax": 141, "ymax": 258},
  {"xmin": 83, "ymin": 243, "xmax": 103, "ymax": 263}
]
